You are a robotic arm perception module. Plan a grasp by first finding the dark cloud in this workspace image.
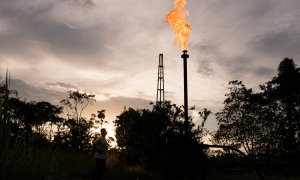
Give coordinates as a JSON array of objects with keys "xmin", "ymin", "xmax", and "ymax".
[
  {"xmin": 191, "ymin": 44, "xmax": 219, "ymax": 76},
  {"xmin": 9, "ymin": 78, "xmax": 66, "ymax": 103},
  {"xmin": 189, "ymin": 0, "xmax": 300, "ymax": 83},
  {"xmin": 255, "ymin": 66, "xmax": 275, "ymax": 77},
  {"xmin": 69, "ymin": 0, "xmax": 95, "ymax": 7},
  {"xmin": 192, "ymin": 43, "xmax": 252, "ymax": 78},
  {"xmin": 222, "ymin": 55, "xmax": 278, "ymax": 80},
  {"xmin": 197, "ymin": 59, "xmax": 214, "ymax": 76},
  {"xmin": 192, "ymin": 41, "xmax": 276, "ymax": 79},
  {"xmin": 251, "ymin": 31, "xmax": 300, "ymax": 57},
  {"xmin": 228, "ymin": 57, "xmax": 252, "ymax": 76},
  {"xmin": 0, "ymin": 0, "xmax": 169, "ymax": 75},
  {"xmin": 0, "ymin": 0, "xmax": 118, "ymax": 69}
]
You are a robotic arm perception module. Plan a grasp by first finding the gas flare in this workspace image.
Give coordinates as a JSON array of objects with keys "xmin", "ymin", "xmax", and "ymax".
[{"xmin": 165, "ymin": 0, "xmax": 192, "ymax": 51}]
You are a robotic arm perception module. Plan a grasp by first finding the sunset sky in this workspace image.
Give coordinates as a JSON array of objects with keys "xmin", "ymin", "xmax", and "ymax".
[{"xmin": 1, "ymin": 0, "xmax": 300, "ymax": 136}]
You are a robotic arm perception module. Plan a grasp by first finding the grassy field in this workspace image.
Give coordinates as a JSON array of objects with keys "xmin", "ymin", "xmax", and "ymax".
[
  {"xmin": 2, "ymin": 146, "xmax": 300, "ymax": 180},
  {"xmin": 1, "ymin": 147, "xmax": 163, "ymax": 180}
]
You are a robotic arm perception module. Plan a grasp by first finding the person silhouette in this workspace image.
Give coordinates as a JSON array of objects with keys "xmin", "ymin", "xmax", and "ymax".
[{"xmin": 92, "ymin": 128, "xmax": 108, "ymax": 180}]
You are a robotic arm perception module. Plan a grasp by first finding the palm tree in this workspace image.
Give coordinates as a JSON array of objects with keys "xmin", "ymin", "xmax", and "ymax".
[{"xmin": 97, "ymin": 110, "xmax": 106, "ymax": 129}]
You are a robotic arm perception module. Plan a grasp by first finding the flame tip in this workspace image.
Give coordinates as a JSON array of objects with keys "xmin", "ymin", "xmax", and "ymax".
[{"xmin": 166, "ymin": 0, "xmax": 191, "ymax": 51}]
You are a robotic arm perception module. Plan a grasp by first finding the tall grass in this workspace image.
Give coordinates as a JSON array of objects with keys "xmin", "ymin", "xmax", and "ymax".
[
  {"xmin": 0, "ymin": 71, "xmax": 159, "ymax": 179},
  {"xmin": 0, "ymin": 72, "xmax": 34, "ymax": 179},
  {"xmin": 0, "ymin": 73, "xmax": 94, "ymax": 179},
  {"xmin": 0, "ymin": 72, "xmax": 24, "ymax": 179}
]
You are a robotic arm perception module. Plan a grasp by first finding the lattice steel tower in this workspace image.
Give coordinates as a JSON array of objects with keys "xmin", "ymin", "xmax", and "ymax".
[{"xmin": 156, "ymin": 54, "xmax": 165, "ymax": 104}]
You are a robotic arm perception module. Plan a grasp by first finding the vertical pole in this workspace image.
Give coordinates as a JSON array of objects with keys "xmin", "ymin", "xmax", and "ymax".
[
  {"xmin": 181, "ymin": 50, "xmax": 189, "ymax": 135},
  {"xmin": 156, "ymin": 54, "xmax": 159, "ymax": 103}
]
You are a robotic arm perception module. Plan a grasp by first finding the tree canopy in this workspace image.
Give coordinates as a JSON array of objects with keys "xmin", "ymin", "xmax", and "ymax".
[{"xmin": 214, "ymin": 58, "xmax": 300, "ymax": 158}]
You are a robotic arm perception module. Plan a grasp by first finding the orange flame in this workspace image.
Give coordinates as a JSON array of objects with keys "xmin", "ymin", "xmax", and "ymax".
[{"xmin": 165, "ymin": 0, "xmax": 192, "ymax": 51}]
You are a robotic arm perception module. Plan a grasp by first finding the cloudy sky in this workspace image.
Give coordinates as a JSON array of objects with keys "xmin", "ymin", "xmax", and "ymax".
[{"xmin": 1, "ymin": 0, "xmax": 300, "ymax": 135}]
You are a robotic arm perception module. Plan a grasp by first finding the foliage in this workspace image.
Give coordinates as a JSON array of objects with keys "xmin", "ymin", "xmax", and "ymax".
[
  {"xmin": 0, "ymin": 71, "xmax": 10, "ymax": 148},
  {"xmin": 0, "ymin": 71, "xmax": 28, "ymax": 179},
  {"xmin": 90, "ymin": 109, "xmax": 107, "ymax": 129},
  {"xmin": 56, "ymin": 90, "xmax": 98, "ymax": 151},
  {"xmin": 7, "ymin": 98, "xmax": 63, "ymax": 145},
  {"xmin": 114, "ymin": 101, "xmax": 207, "ymax": 177},
  {"xmin": 0, "ymin": 78, "xmax": 109, "ymax": 178},
  {"xmin": 60, "ymin": 90, "xmax": 95, "ymax": 122},
  {"xmin": 215, "ymin": 58, "xmax": 300, "ymax": 158},
  {"xmin": 1, "ymin": 58, "xmax": 300, "ymax": 178},
  {"xmin": 215, "ymin": 80, "xmax": 272, "ymax": 156},
  {"xmin": 2, "ymin": 84, "xmax": 106, "ymax": 152},
  {"xmin": 268, "ymin": 58, "xmax": 300, "ymax": 151},
  {"xmin": 56, "ymin": 118, "xmax": 94, "ymax": 151}
]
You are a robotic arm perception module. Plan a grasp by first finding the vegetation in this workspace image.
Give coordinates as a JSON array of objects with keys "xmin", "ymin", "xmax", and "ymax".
[
  {"xmin": 114, "ymin": 101, "xmax": 207, "ymax": 178},
  {"xmin": 0, "ymin": 57, "xmax": 300, "ymax": 179},
  {"xmin": 214, "ymin": 58, "xmax": 300, "ymax": 158},
  {"xmin": 0, "ymin": 76, "xmax": 110, "ymax": 179}
]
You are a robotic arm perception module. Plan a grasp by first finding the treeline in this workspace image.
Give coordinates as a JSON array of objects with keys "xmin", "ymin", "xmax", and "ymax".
[
  {"xmin": 1, "ymin": 57, "xmax": 300, "ymax": 179},
  {"xmin": 1, "ymin": 87, "xmax": 108, "ymax": 152},
  {"xmin": 0, "ymin": 80, "xmax": 111, "ymax": 179},
  {"xmin": 114, "ymin": 101, "xmax": 210, "ymax": 178},
  {"xmin": 112, "ymin": 58, "xmax": 300, "ymax": 178},
  {"xmin": 214, "ymin": 58, "xmax": 300, "ymax": 159}
]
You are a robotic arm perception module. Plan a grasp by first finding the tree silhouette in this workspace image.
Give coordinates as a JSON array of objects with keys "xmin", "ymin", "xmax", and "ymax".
[
  {"xmin": 215, "ymin": 80, "xmax": 270, "ymax": 156},
  {"xmin": 60, "ymin": 90, "xmax": 96, "ymax": 123},
  {"xmin": 215, "ymin": 58, "xmax": 300, "ymax": 157},
  {"xmin": 114, "ymin": 101, "xmax": 205, "ymax": 177},
  {"xmin": 90, "ymin": 109, "xmax": 107, "ymax": 129},
  {"xmin": 270, "ymin": 58, "xmax": 300, "ymax": 152},
  {"xmin": 57, "ymin": 90, "xmax": 97, "ymax": 151}
]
